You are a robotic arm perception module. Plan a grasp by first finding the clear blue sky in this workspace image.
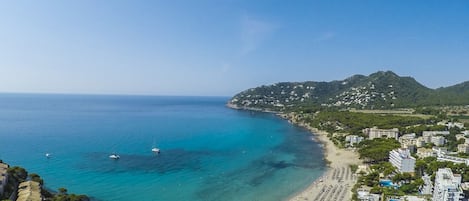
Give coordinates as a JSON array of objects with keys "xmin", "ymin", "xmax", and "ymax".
[{"xmin": 1, "ymin": 1, "xmax": 469, "ymax": 96}]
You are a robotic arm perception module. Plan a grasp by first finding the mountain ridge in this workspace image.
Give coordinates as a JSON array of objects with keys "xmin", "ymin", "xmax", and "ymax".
[{"xmin": 229, "ymin": 71, "xmax": 469, "ymax": 110}]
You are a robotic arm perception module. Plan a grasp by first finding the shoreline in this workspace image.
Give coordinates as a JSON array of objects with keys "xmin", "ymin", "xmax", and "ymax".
[
  {"xmin": 227, "ymin": 104, "xmax": 361, "ymax": 201},
  {"xmin": 282, "ymin": 114, "xmax": 361, "ymax": 201}
]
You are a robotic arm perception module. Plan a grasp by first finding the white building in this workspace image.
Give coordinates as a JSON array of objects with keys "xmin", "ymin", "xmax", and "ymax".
[
  {"xmin": 415, "ymin": 137, "xmax": 426, "ymax": 147},
  {"xmin": 389, "ymin": 148, "xmax": 416, "ymax": 173},
  {"xmin": 401, "ymin": 196, "xmax": 427, "ymax": 201},
  {"xmin": 345, "ymin": 135, "xmax": 364, "ymax": 146},
  {"xmin": 399, "ymin": 133, "xmax": 416, "ymax": 147},
  {"xmin": 431, "ymin": 136, "xmax": 446, "ymax": 146},
  {"xmin": 422, "ymin": 133, "xmax": 433, "ymax": 143},
  {"xmin": 463, "ymin": 130, "xmax": 469, "ymax": 136},
  {"xmin": 363, "ymin": 127, "xmax": 399, "ymax": 140},
  {"xmin": 447, "ymin": 122, "xmax": 465, "ymax": 129},
  {"xmin": 455, "ymin": 134, "xmax": 466, "ymax": 141},
  {"xmin": 357, "ymin": 188, "xmax": 380, "ymax": 201},
  {"xmin": 403, "ymin": 144, "xmax": 417, "ymax": 154},
  {"xmin": 399, "ymin": 133, "xmax": 416, "ymax": 142},
  {"xmin": 458, "ymin": 144, "xmax": 469, "ymax": 154},
  {"xmin": 433, "ymin": 147, "xmax": 448, "ymax": 159},
  {"xmin": 416, "ymin": 148, "xmax": 435, "ymax": 158},
  {"xmin": 422, "ymin": 131, "xmax": 450, "ymax": 136},
  {"xmin": 437, "ymin": 155, "xmax": 469, "ymax": 166},
  {"xmin": 433, "ymin": 168, "xmax": 464, "ymax": 201}
]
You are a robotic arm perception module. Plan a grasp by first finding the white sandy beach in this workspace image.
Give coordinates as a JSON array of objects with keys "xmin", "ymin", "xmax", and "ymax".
[{"xmin": 285, "ymin": 117, "xmax": 362, "ymax": 201}]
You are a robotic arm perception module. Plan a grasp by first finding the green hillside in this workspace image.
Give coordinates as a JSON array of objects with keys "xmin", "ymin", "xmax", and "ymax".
[{"xmin": 229, "ymin": 71, "xmax": 469, "ymax": 111}]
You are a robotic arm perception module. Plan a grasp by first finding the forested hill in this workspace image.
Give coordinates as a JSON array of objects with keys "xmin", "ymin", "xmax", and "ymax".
[{"xmin": 228, "ymin": 71, "xmax": 469, "ymax": 111}]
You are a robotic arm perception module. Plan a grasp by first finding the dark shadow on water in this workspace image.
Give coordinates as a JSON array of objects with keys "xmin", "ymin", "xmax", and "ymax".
[
  {"xmin": 77, "ymin": 149, "xmax": 216, "ymax": 174},
  {"xmin": 195, "ymin": 152, "xmax": 325, "ymax": 201},
  {"xmin": 194, "ymin": 123, "xmax": 326, "ymax": 201}
]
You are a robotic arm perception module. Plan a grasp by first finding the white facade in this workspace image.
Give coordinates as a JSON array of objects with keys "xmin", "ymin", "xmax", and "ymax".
[
  {"xmin": 399, "ymin": 133, "xmax": 416, "ymax": 142},
  {"xmin": 463, "ymin": 130, "xmax": 469, "ymax": 136},
  {"xmin": 417, "ymin": 148, "xmax": 435, "ymax": 158},
  {"xmin": 423, "ymin": 131, "xmax": 450, "ymax": 136},
  {"xmin": 431, "ymin": 136, "xmax": 446, "ymax": 146},
  {"xmin": 447, "ymin": 122, "xmax": 465, "ymax": 129},
  {"xmin": 345, "ymin": 135, "xmax": 364, "ymax": 146},
  {"xmin": 433, "ymin": 168, "xmax": 464, "ymax": 201},
  {"xmin": 415, "ymin": 137, "xmax": 426, "ymax": 147},
  {"xmin": 399, "ymin": 133, "xmax": 416, "ymax": 147},
  {"xmin": 422, "ymin": 133, "xmax": 433, "ymax": 143},
  {"xmin": 455, "ymin": 134, "xmax": 466, "ymax": 141},
  {"xmin": 357, "ymin": 189, "xmax": 380, "ymax": 201},
  {"xmin": 389, "ymin": 148, "xmax": 416, "ymax": 173},
  {"xmin": 403, "ymin": 144, "xmax": 417, "ymax": 153},
  {"xmin": 437, "ymin": 155, "xmax": 469, "ymax": 166},
  {"xmin": 363, "ymin": 127, "xmax": 399, "ymax": 140},
  {"xmin": 458, "ymin": 144, "xmax": 469, "ymax": 154}
]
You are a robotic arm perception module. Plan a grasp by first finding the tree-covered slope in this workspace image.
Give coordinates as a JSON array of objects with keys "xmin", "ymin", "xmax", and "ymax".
[
  {"xmin": 229, "ymin": 71, "xmax": 469, "ymax": 111},
  {"xmin": 435, "ymin": 81, "xmax": 469, "ymax": 105}
]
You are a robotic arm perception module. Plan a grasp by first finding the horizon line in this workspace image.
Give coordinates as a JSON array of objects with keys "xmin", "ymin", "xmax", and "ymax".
[{"xmin": 0, "ymin": 91, "xmax": 231, "ymax": 98}]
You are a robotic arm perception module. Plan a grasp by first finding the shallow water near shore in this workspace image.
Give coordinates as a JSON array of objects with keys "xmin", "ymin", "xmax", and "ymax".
[{"xmin": 0, "ymin": 94, "xmax": 326, "ymax": 201}]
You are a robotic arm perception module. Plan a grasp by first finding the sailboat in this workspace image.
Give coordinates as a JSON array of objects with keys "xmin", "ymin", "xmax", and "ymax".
[
  {"xmin": 109, "ymin": 154, "xmax": 120, "ymax": 159},
  {"xmin": 151, "ymin": 147, "xmax": 160, "ymax": 154}
]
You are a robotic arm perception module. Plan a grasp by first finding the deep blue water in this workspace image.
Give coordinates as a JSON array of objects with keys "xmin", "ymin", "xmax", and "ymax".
[{"xmin": 0, "ymin": 94, "xmax": 325, "ymax": 201}]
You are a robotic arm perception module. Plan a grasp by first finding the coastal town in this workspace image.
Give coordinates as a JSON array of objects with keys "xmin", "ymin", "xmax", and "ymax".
[
  {"xmin": 353, "ymin": 125, "xmax": 469, "ymax": 201},
  {"xmin": 281, "ymin": 111, "xmax": 469, "ymax": 201}
]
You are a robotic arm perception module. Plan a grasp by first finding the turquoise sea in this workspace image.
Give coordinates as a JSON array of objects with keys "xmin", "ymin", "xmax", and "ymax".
[{"xmin": 0, "ymin": 94, "xmax": 326, "ymax": 201}]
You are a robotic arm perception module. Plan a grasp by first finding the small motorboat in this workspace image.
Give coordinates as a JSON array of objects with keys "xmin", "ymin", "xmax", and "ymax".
[
  {"xmin": 109, "ymin": 154, "xmax": 120, "ymax": 159},
  {"xmin": 45, "ymin": 153, "xmax": 51, "ymax": 158},
  {"xmin": 151, "ymin": 147, "xmax": 160, "ymax": 154}
]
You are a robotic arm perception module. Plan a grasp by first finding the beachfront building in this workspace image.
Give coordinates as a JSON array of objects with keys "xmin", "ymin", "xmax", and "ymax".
[
  {"xmin": 0, "ymin": 162, "xmax": 9, "ymax": 196},
  {"xmin": 345, "ymin": 135, "xmax": 364, "ymax": 146},
  {"xmin": 363, "ymin": 127, "xmax": 399, "ymax": 140},
  {"xmin": 400, "ymin": 196, "xmax": 427, "ymax": 201},
  {"xmin": 458, "ymin": 144, "xmax": 469, "ymax": 154},
  {"xmin": 433, "ymin": 168, "xmax": 464, "ymax": 201},
  {"xmin": 431, "ymin": 136, "xmax": 446, "ymax": 146},
  {"xmin": 389, "ymin": 148, "xmax": 415, "ymax": 173},
  {"xmin": 17, "ymin": 181, "xmax": 42, "ymax": 201},
  {"xmin": 357, "ymin": 188, "xmax": 380, "ymax": 201}
]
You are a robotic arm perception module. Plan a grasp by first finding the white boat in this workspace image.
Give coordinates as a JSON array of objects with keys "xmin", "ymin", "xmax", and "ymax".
[
  {"xmin": 45, "ymin": 153, "xmax": 51, "ymax": 158},
  {"xmin": 109, "ymin": 154, "xmax": 120, "ymax": 159},
  {"xmin": 151, "ymin": 147, "xmax": 160, "ymax": 154}
]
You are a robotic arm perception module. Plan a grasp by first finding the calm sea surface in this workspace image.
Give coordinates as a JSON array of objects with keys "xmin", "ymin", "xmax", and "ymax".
[{"xmin": 0, "ymin": 94, "xmax": 325, "ymax": 201}]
